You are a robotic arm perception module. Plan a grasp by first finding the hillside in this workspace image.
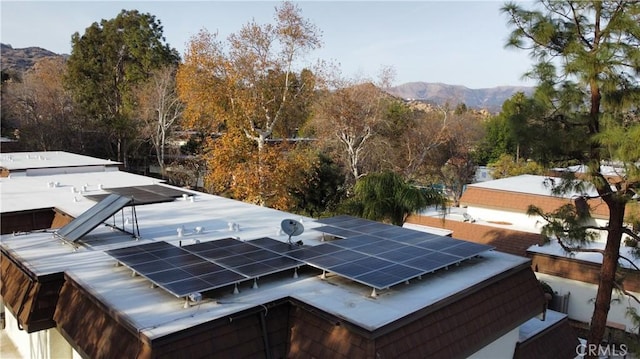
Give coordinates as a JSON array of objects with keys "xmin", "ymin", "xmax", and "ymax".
[
  {"xmin": 386, "ymin": 82, "xmax": 535, "ymax": 112},
  {"xmin": 0, "ymin": 43, "xmax": 532, "ymax": 111},
  {"xmin": 1, "ymin": 43, "xmax": 65, "ymax": 75}
]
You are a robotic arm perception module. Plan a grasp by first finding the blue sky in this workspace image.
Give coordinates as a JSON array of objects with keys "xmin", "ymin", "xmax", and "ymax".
[{"xmin": 1, "ymin": 1, "xmax": 536, "ymax": 89}]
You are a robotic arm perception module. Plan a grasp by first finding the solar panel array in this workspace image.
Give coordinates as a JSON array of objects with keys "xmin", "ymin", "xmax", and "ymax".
[
  {"xmin": 106, "ymin": 238, "xmax": 303, "ymax": 298},
  {"xmin": 295, "ymin": 215, "xmax": 494, "ymax": 290},
  {"xmin": 106, "ymin": 216, "xmax": 493, "ymax": 298},
  {"xmin": 56, "ymin": 194, "xmax": 132, "ymax": 242}
]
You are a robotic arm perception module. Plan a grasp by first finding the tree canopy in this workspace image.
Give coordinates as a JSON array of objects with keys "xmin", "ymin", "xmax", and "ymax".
[
  {"xmin": 503, "ymin": 0, "xmax": 640, "ymax": 350},
  {"xmin": 176, "ymin": 2, "xmax": 322, "ymax": 207},
  {"xmin": 65, "ymin": 9, "xmax": 179, "ymax": 164},
  {"xmin": 343, "ymin": 171, "xmax": 445, "ymax": 226}
]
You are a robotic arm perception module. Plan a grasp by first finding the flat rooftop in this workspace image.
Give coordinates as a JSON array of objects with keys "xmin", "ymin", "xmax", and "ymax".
[
  {"xmin": 1, "ymin": 169, "xmax": 530, "ymax": 339},
  {"xmin": 466, "ymin": 174, "xmax": 599, "ymax": 198},
  {"xmin": 528, "ymin": 239, "xmax": 640, "ymax": 270},
  {"xmin": 0, "ymin": 170, "xmax": 160, "ymax": 213}
]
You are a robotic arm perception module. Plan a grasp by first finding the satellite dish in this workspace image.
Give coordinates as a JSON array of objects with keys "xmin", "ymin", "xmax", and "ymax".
[{"xmin": 281, "ymin": 219, "xmax": 304, "ymax": 246}]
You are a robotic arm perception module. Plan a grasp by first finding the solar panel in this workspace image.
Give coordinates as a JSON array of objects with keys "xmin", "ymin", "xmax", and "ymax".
[
  {"xmin": 442, "ymin": 241, "xmax": 495, "ymax": 258},
  {"xmin": 348, "ymin": 221, "xmax": 389, "ymax": 234},
  {"xmin": 106, "ymin": 241, "xmax": 248, "ymax": 298},
  {"xmin": 107, "ymin": 238, "xmax": 304, "ymax": 298},
  {"xmin": 353, "ymin": 271, "xmax": 398, "ymax": 288},
  {"xmin": 56, "ymin": 194, "xmax": 132, "ymax": 242},
  {"xmin": 352, "ymin": 241, "xmax": 400, "ymax": 255},
  {"xmin": 104, "ymin": 187, "xmax": 173, "ymax": 205},
  {"xmin": 415, "ymin": 237, "xmax": 462, "ymax": 251},
  {"xmin": 313, "ymin": 225, "xmax": 360, "ymax": 239},
  {"xmin": 402, "ymin": 256, "xmax": 446, "ymax": 272},
  {"xmin": 315, "ymin": 215, "xmax": 357, "ymax": 225},
  {"xmin": 182, "ymin": 238, "xmax": 303, "ymax": 279},
  {"xmin": 328, "ymin": 234, "xmax": 383, "ymax": 249},
  {"xmin": 106, "ymin": 217, "xmax": 494, "ymax": 297},
  {"xmin": 304, "ymin": 253, "xmax": 349, "ymax": 267},
  {"xmin": 85, "ymin": 185, "xmax": 193, "ymax": 205},
  {"xmin": 328, "ymin": 261, "xmax": 372, "ymax": 277},
  {"xmin": 135, "ymin": 185, "xmax": 194, "ymax": 198},
  {"xmin": 246, "ymin": 237, "xmax": 295, "ymax": 252}
]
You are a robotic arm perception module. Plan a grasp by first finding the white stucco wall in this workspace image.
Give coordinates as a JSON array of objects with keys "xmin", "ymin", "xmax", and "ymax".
[
  {"xmin": 3, "ymin": 306, "xmax": 77, "ymax": 359},
  {"xmin": 467, "ymin": 325, "xmax": 519, "ymax": 359},
  {"xmin": 536, "ymin": 273, "xmax": 640, "ymax": 333},
  {"xmin": 465, "ymin": 207, "xmax": 545, "ymax": 231},
  {"xmin": 465, "ymin": 207, "xmax": 609, "ymax": 241}
]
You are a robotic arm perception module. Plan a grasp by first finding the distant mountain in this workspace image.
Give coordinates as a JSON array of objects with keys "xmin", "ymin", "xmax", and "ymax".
[
  {"xmin": 385, "ymin": 82, "xmax": 535, "ymax": 112},
  {"xmin": 1, "ymin": 43, "xmax": 65, "ymax": 75},
  {"xmin": 0, "ymin": 43, "xmax": 532, "ymax": 112}
]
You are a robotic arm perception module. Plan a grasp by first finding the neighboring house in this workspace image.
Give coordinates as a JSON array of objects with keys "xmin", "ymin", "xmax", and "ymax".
[
  {"xmin": 459, "ymin": 175, "xmax": 610, "ymax": 237},
  {"xmin": 0, "ymin": 152, "xmax": 577, "ymax": 359},
  {"xmin": 408, "ymin": 174, "xmax": 640, "ymax": 340},
  {"xmin": 0, "ymin": 150, "xmax": 121, "ymax": 178},
  {"xmin": 0, "ymin": 151, "xmax": 122, "ymax": 234}
]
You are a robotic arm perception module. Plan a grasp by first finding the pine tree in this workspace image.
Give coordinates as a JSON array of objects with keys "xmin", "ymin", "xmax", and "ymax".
[{"xmin": 503, "ymin": 1, "xmax": 640, "ymax": 351}]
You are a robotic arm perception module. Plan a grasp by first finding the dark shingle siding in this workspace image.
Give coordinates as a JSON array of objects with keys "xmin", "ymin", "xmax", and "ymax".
[
  {"xmin": 514, "ymin": 316, "xmax": 579, "ymax": 359},
  {"xmin": 375, "ymin": 267, "xmax": 545, "ymax": 359}
]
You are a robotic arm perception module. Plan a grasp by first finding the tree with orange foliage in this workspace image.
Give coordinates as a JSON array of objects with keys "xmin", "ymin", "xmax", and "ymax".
[
  {"xmin": 177, "ymin": 2, "xmax": 322, "ymax": 207},
  {"xmin": 3, "ymin": 58, "xmax": 81, "ymax": 151},
  {"xmin": 204, "ymin": 129, "xmax": 317, "ymax": 210}
]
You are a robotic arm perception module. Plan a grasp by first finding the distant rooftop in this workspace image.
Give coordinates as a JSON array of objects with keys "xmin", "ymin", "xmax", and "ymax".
[
  {"xmin": 0, "ymin": 151, "xmax": 120, "ymax": 175},
  {"xmin": 0, "ymin": 170, "xmax": 159, "ymax": 214},
  {"xmin": 467, "ymin": 174, "xmax": 598, "ymax": 198},
  {"xmin": 528, "ymin": 239, "xmax": 640, "ymax": 271}
]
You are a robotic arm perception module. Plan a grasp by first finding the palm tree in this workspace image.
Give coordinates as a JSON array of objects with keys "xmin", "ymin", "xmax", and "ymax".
[{"xmin": 344, "ymin": 171, "xmax": 445, "ymax": 226}]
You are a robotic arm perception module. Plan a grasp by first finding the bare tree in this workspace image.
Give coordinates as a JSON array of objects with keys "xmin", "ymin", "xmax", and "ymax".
[
  {"xmin": 439, "ymin": 111, "xmax": 485, "ymax": 206},
  {"xmin": 310, "ymin": 81, "xmax": 387, "ymax": 184},
  {"xmin": 391, "ymin": 108, "xmax": 449, "ymax": 182},
  {"xmin": 135, "ymin": 65, "xmax": 183, "ymax": 175}
]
